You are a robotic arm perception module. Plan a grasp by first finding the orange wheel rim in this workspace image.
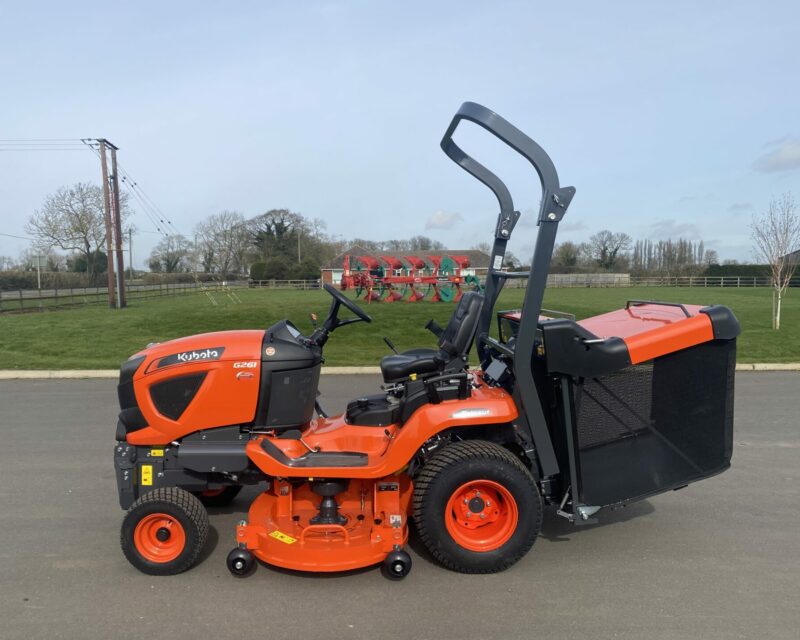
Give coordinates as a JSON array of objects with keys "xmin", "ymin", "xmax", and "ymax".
[
  {"xmin": 201, "ymin": 488, "xmax": 225, "ymax": 497},
  {"xmin": 445, "ymin": 480, "xmax": 518, "ymax": 552},
  {"xmin": 133, "ymin": 513, "xmax": 186, "ymax": 563}
]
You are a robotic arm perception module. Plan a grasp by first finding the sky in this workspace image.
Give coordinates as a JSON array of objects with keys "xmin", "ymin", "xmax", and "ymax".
[{"xmin": 1, "ymin": 0, "xmax": 799, "ymax": 267}]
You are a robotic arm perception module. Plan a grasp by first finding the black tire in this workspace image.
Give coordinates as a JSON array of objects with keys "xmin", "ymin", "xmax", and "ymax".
[
  {"xmin": 413, "ymin": 440, "xmax": 542, "ymax": 574},
  {"xmin": 192, "ymin": 484, "xmax": 242, "ymax": 507},
  {"xmin": 121, "ymin": 487, "xmax": 209, "ymax": 575}
]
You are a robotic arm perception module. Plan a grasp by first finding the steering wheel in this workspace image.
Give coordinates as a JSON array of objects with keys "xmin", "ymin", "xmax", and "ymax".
[{"xmin": 323, "ymin": 283, "xmax": 372, "ymax": 323}]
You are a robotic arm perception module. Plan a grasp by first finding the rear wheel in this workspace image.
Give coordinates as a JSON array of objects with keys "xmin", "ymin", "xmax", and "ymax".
[
  {"xmin": 192, "ymin": 484, "xmax": 242, "ymax": 507},
  {"xmin": 121, "ymin": 487, "xmax": 209, "ymax": 575},
  {"xmin": 413, "ymin": 440, "xmax": 542, "ymax": 573}
]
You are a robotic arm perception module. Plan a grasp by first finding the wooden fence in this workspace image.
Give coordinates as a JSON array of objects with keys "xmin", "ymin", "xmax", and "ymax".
[{"xmin": 0, "ymin": 281, "xmax": 248, "ymax": 313}]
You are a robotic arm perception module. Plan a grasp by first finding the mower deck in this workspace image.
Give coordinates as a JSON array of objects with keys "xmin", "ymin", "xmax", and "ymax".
[{"xmin": 236, "ymin": 477, "xmax": 411, "ymax": 573}]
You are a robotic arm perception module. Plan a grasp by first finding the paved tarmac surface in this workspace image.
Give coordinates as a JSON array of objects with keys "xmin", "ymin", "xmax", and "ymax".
[{"xmin": 1, "ymin": 373, "xmax": 798, "ymax": 640}]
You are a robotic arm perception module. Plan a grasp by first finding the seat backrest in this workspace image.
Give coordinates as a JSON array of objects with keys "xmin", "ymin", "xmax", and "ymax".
[{"xmin": 439, "ymin": 292, "xmax": 484, "ymax": 356}]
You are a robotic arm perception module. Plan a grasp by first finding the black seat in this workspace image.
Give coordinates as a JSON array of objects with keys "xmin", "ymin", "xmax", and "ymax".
[{"xmin": 380, "ymin": 291, "xmax": 484, "ymax": 383}]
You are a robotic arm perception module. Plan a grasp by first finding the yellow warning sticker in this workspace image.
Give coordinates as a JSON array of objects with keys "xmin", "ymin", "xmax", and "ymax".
[
  {"xmin": 140, "ymin": 464, "xmax": 153, "ymax": 486},
  {"xmin": 269, "ymin": 530, "xmax": 297, "ymax": 545},
  {"xmin": 149, "ymin": 449, "xmax": 164, "ymax": 457}
]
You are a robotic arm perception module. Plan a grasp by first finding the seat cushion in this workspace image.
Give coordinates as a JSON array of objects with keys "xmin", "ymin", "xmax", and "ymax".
[
  {"xmin": 402, "ymin": 348, "xmax": 437, "ymax": 357},
  {"xmin": 380, "ymin": 353, "xmax": 440, "ymax": 382}
]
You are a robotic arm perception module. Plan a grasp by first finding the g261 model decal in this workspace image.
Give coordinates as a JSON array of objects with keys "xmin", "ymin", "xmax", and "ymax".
[{"xmin": 156, "ymin": 347, "xmax": 225, "ymax": 369}]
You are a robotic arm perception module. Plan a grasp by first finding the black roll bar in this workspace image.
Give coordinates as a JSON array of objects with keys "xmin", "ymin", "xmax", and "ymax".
[{"xmin": 440, "ymin": 102, "xmax": 576, "ymax": 477}]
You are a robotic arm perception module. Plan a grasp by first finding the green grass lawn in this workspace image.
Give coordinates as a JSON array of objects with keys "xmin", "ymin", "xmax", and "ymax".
[{"xmin": 1, "ymin": 286, "xmax": 798, "ymax": 368}]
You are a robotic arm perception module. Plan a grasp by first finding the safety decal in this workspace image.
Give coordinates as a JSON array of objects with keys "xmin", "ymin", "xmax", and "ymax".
[
  {"xmin": 269, "ymin": 530, "xmax": 297, "ymax": 545},
  {"xmin": 140, "ymin": 464, "xmax": 153, "ymax": 486},
  {"xmin": 149, "ymin": 449, "xmax": 164, "ymax": 457}
]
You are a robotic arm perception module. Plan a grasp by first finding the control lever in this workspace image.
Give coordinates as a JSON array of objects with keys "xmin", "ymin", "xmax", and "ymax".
[
  {"xmin": 425, "ymin": 319, "xmax": 444, "ymax": 338},
  {"xmin": 383, "ymin": 336, "xmax": 399, "ymax": 354}
]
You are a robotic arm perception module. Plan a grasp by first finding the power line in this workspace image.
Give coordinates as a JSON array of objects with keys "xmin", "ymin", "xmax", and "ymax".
[
  {"xmin": 0, "ymin": 231, "xmax": 35, "ymax": 240},
  {"xmin": 80, "ymin": 141, "xmax": 170, "ymax": 238},
  {"xmin": 0, "ymin": 139, "xmax": 89, "ymax": 151},
  {"xmin": 117, "ymin": 164, "xmax": 180, "ymax": 231},
  {"xmin": 0, "ymin": 138, "xmax": 85, "ymax": 142},
  {"xmin": 0, "ymin": 148, "xmax": 91, "ymax": 151}
]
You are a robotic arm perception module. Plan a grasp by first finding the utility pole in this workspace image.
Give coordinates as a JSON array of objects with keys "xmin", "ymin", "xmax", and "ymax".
[
  {"xmin": 128, "ymin": 228, "xmax": 133, "ymax": 279},
  {"xmin": 98, "ymin": 140, "xmax": 117, "ymax": 308},
  {"xmin": 110, "ymin": 145, "xmax": 126, "ymax": 307}
]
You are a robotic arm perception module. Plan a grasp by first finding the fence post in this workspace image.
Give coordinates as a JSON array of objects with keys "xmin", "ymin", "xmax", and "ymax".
[
  {"xmin": 737, "ymin": 276, "xmax": 741, "ymax": 288},
  {"xmin": 19, "ymin": 290, "xmax": 23, "ymax": 310}
]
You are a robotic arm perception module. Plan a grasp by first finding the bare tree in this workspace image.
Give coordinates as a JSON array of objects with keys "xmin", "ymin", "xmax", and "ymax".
[
  {"xmin": 587, "ymin": 230, "xmax": 632, "ymax": 270},
  {"xmin": 703, "ymin": 249, "xmax": 719, "ymax": 266},
  {"xmin": 751, "ymin": 193, "xmax": 800, "ymax": 330},
  {"xmin": 18, "ymin": 245, "xmax": 66, "ymax": 272},
  {"xmin": 25, "ymin": 182, "xmax": 130, "ymax": 281},
  {"xmin": 148, "ymin": 235, "xmax": 193, "ymax": 273},
  {"xmin": 195, "ymin": 210, "xmax": 250, "ymax": 275}
]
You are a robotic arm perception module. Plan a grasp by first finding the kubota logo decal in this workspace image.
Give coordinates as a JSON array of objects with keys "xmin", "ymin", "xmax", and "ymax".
[
  {"xmin": 156, "ymin": 347, "xmax": 225, "ymax": 369},
  {"xmin": 176, "ymin": 349, "xmax": 219, "ymax": 362}
]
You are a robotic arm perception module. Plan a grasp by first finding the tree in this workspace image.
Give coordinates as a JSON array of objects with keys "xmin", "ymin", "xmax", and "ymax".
[
  {"xmin": 587, "ymin": 230, "xmax": 632, "ymax": 270},
  {"xmin": 195, "ymin": 210, "xmax": 250, "ymax": 275},
  {"xmin": 504, "ymin": 251, "xmax": 522, "ymax": 270},
  {"xmin": 18, "ymin": 245, "xmax": 66, "ymax": 272},
  {"xmin": 292, "ymin": 257, "xmax": 321, "ymax": 280},
  {"xmin": 26, "ymin": 182, "xmax": 130, "ymax": 282},
  {"xmin": 250, "ymin": 208, "xmax": 306, "ymax": 261},
  {"xmin": 148, "ymin": 235, "xmax": 192, "ymax": 273},
  {"xmin": 552, "ymin": 241, "xmax": 581, "ymax": 267},
  {"xmin": 262, "ymin": 256, "xmax": 292, "ymax": 280},
  {"xmin": 703, "ymin": 249, "xmax": 719, "ymax": 266},
  {"xmin": 751, "ymin": 193, "xmax": 800, "ymax": 330},
  {"xmin": 68, "ymin": 250, "xmax": 107, "ymax": 274}
]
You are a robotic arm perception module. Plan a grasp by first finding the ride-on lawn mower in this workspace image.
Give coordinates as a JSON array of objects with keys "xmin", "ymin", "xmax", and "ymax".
[{"xmin": 114, "ymin": 102, "xmax": 739, "ymax": 579}]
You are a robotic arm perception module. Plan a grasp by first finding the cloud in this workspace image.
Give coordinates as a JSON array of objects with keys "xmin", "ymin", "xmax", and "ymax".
[
  {"xmin": 425, "ymin": 209, "xmax": 463, "ymax": 230},
  {"xmin": 648, "ymin": 218, "xmax": 701, "ymax": 240},
  {"xmin": 727, "ymin": 202, "xmax": 752, "ymax": 214},
  {"xmin": 753, "ymin": 138, "xmax": 800, "ymax": 172},
  {"xmin": 560, "ymin": 221, "xmax": 588, "ymax": 233},
  {"xmin": 763, "ymin": 135, "xmax": 791, "ymax": 148}
]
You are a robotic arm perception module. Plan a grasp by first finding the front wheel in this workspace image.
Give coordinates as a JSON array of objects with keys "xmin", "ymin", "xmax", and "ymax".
[
  {"xmin": 412, "ymin": 440, "xmax": 542, "ymax": 574},
  {"xmin": 121, "ymin": 487, "xmax": 209, "ymax": 575}
]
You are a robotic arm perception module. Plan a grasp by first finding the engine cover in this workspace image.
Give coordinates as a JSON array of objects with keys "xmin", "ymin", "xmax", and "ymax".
[{"xmin": 124, "ymin": 330, "xmax": 265, "ymax": 444}]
